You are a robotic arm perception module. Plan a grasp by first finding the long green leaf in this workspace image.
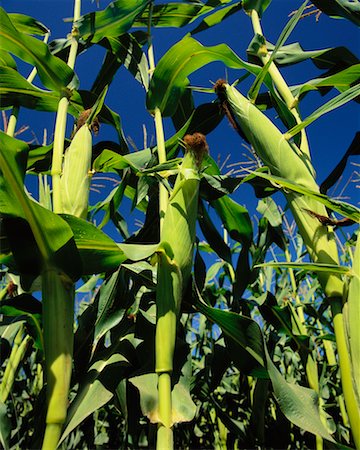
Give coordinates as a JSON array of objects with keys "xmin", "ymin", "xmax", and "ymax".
[
  {"xmin": 265, "ymin": 347, "xmax": 335, "ymax": 443},
  {"xmin": 60, "ymin": 343, "xmax": 131, "ymax": 444},
  {"xmin": 191, "ymin": 2, "xmax": 242, "ymax": 35},
  {"xmin": 197, "ymin": 295, "xmax": 337, "ymax": 441},
  {"xmin": 243, "ymin": 170, "xmax": 360, "ymax": 221},
  {"xmin": 249, "ymin": 0, "xmax": 309, "ymax": 101},
  {"xmin": 0, "ymin": 66, "xmax": 80, "ymax": 115},
  {"xmin": 8, "ymin": 13, "xmax": 49, "ymax": 36},
  {"xmin": 133, "ymin": 3, "xmax": 211, "ymax": 28},
  {"xmin": 0, "ymin": 133, "xmax": 76, "ymax": 267},
  {"xmin": 293, "ymin": 64, "xmax": 360, "ymax": 98},
  {"xmin": 77, "ymin": 0, "xmax": 150, "ymax": 43},
  {"xmin": 146, "ymin": 36, "xmax": 263, "ymax": 116},
  {"xmin": 0, "ymin": 402, "xmax": 10, "ymax": 450},
  {"xmin": 311, "ymin": 0, "xmax": 360, "ymax": 26},
  {"xmin": 255, "ymin": 261, "xmax": 351, "ymax": 275},
  {"xmin": 285, "ymin": 83, "xmax": 360, "ymax": 138},
  {"xmin": 0, "ymin": 8, "xmax": 73, "ymax": 91}
]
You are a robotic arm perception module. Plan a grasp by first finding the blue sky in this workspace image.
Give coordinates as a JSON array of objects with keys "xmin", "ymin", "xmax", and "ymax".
[{"xmin": 2, "ymin": 0, "xmax": 359, "ymax": 243}]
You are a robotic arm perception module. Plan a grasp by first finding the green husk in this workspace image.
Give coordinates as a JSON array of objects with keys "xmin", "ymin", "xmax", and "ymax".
[
  {"xmin": 155, "ymin": 134, "xmax": 206, "ymax": 445},
  {"xmin": 216, "ymin": 81, "xmax": 343, "ymax": 298},
  {"xmin": 216, "ymin": 81, "xmax": 360, "ymax": 448},
  {"xmin": 60, "ymin": 124, "xmax": 92, "ymax": 219}
]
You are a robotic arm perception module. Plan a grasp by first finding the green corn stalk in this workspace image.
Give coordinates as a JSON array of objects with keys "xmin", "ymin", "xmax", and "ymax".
[
  {"xmin": 215, "ymin": 81, "xmax": 360, "ymax": 448},
  {"xmin": 155, "ymin": 133, "xmax": 207, "ymax": 449},
  {"xmin": 59, "ymin": 124, "xmax": 93, "ymax": 220},
  {"xmin": 41, "ymin": 266, "xmax": 74, "ymax": 450}
]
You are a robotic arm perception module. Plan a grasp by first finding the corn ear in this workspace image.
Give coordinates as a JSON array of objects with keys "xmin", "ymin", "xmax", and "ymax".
[
  {"xmin": 155, "ymin": 135, "xmax": 206, "ymax": 444},
  {"xmin": 60, "ymin": 124, "xmax": 92, "ymax": 219},
  {"xmin": 215, "ymin": 81, "xmax": 343, "ymax": 298},
  {"xmin": 155, "ymin": 133, "xmax": 207, "ymax": 375}
]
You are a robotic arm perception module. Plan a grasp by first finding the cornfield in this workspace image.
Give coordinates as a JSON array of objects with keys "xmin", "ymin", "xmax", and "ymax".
[{"xmin": 0, "ymin": 1, "xmax": 359, "ymax": 449}]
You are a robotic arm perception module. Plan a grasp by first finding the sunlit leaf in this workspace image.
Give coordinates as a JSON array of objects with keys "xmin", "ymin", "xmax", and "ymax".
[
  {"xmin": 146, "ymin": 36, "xmax": 263, "ymax": 116},
  {"xmin": 285, "ymin": 83, "xmax": 360, "ymax": 138},
  {"xmin": 0, "ymin": 132, "xmax": 81, "ymax": 279},
  {"xmin": 191, "ymin": 2, "xmax": 242, "ymax": 35},
  {"xmin": 133, "ymin": 3, "xmax": 211, "ymax": 28},
  {"xmin": 8, "ymin": 13, "xmax": 49, "ymax": 36},
  {"xmin": 0, "ymin": 8, "xmax": 74, "ymax": 91},
  {"xmin": 77, "ymin": 0, "xmax": 150, "ymax": 43},
  {"xmin": 244, "ymin": 170, "xmax": 360, "ymax": 221},
  {"xmin": 0, "ymin": 402, "xmax": 10, "ymax": 450}
]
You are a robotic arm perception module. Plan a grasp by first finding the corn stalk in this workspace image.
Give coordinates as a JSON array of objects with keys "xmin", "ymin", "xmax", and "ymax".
[
  {"xmin": 215, "ymin": 80, "xmax": 359, "ymax": 448},
  {"xmin": 42, "ymin": 1, "xmax": 82, "ymax": 448},
  {"xmin": 155, "ymin": 134, "xmax": 207, "ymax": 449}
]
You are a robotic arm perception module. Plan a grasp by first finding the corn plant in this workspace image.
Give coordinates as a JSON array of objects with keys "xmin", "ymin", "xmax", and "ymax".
[{"xmin": 0, "ymin": 1, "xmax": 359, "ymax": 449}]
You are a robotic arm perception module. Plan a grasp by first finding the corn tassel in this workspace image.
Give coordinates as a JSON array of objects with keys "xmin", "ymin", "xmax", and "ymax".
[
  {"xmin": 215, "ymin": 80, "xmax": 360, "ymax": 447},
  {"xmin": 41, "ymin": 266, "xmax": 74, "ymax": 450},
  {"xmin": 59, "ymin": 124, "xmax": 92, "ymax": 219},
  {"xmin": 155, "ymin": 133, "xmax": 207, "ymax": 448}
]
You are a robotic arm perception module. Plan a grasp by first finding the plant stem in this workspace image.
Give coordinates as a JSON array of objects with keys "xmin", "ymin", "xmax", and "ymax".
[
  {"xmin": 285, "ymin": 249, "xmax": 323, "ymax": 450},
  {"xmin": 316, "ymin": 318, "xmax": 350, "ymax": 428},
  {"xmin": 147, "ymin": 4, "xmax": 168, "ymax": 230},
  {"xmin": 331, "ymin": 298, "xmax": 360, "ymax": 449},
  {"xmin": 41, "ymin": 266, "xmax": 74, "ymax": 450},
  {"xmin": 249, "ymin": 9, "xmax": 309, "ymax": 157},
  {"xmin": 148, "ymin": 7, "xmax": 174, "ymax": 446},
  {"xmin": 5, "ymin": 40, "xmax": 47, "ymax": 138},
  {"xmin": 52, "ymin": 0, "xmax": 81, "ymax": 213}
]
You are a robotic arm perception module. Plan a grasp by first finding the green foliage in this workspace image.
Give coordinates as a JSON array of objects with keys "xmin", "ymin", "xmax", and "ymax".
[{"xmin": 0, "ymin": 1, "xmax": 359, "ymax": 449}]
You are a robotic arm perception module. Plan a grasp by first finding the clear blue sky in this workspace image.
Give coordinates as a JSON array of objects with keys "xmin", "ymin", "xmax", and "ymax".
[{"xmin": 2, "ymin": 0, "xmax": 359, "ymax": 239}]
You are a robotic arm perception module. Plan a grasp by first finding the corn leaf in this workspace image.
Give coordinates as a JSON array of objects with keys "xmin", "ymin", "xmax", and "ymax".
[
  {"xmin": 8, "ymin": 13, "xmax": 48, "ymax": 36},
  {"xmin": 321, "ymin": 132, "xmax": 360, "ymax": 194},
  {"xmin": 255, "ymin": 261, "xmax": 351, "ymax": 275},
  {"xmin": 197, "ymin": 295, "xmax": 337, "ymax": 442},
  {"xmin": 285, "ymin": 83, "xmax": 360, "ymax": 138},
  {"xmin": 293, "ymin": 64, "xmax": 360, "ymax": 98},
  {"xmin": 248, "ymin": 0, "xmax": 309, "ymax": 101},
  {"xmin": 264, "ymin": 347, "xmax": 336, "ymax": 443},
  {"xmin": 77, "ymin": 0, "xmax": 150, "ymax": 43},
  {"xmin": 0, "ymin": 8, "xmax": 73, "ymax": 91},
  {"xmin": 242, "ymin": 0, "xmax": 272, "ymax": 16},
  {"xmin": 94, "ymin": 148, "xmax": 152, "ymax": 173},
  {"xmin": 311, "ymin": 0, "xmax": 360, "ymax": 26},
  {"xmin": 0, "ymin": 402, "xmax": 10, "ymax": 450},
  {"xmin": 211, "ymin": 196, "xmax": 253, "ymax": 246},
  {"xmin": 0, "ymin": 66, "xmax": 81, "ymax": 115},
  {"xmin": 96, "ymin": 33, "xmax": 149, "ymax": 91},
  {"xmin": 0, "ymin": 51, "xmax": 16, "ymax": 69},
  {"xmin": 243, "ymin": 170, "xmax": 360, "ymax": 222},
  {"xmin": 196, "ymin": 296, "xmax": 267, "ymax": 377},
  {"xmin": 0, "ymin": 132, "xmax": 81, "ymax": 278},
  {"xmin": 133, "ymin": 3, "xmax": 211, "ymax": 28},
  {"xmin": 60, "ymin": 344, "xmax": 131, "ymax": 445},
  {"xmin": 130, "ymin": 358, "xmax": 196, "ymax": 425},
  {"xmin": 190, "ymin": 2, "xmax": 242, "ymax": 35},
  {"xmin": 146, "ymin": 36, "xmax": 263, "ymax": 116},
  {"xmin": 198, "ymin": 200, "xmax": 232, "ymax": 264},
  {"xmin": 269, "ymin": 43, "xmax": 359, "ymax": 69}
]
